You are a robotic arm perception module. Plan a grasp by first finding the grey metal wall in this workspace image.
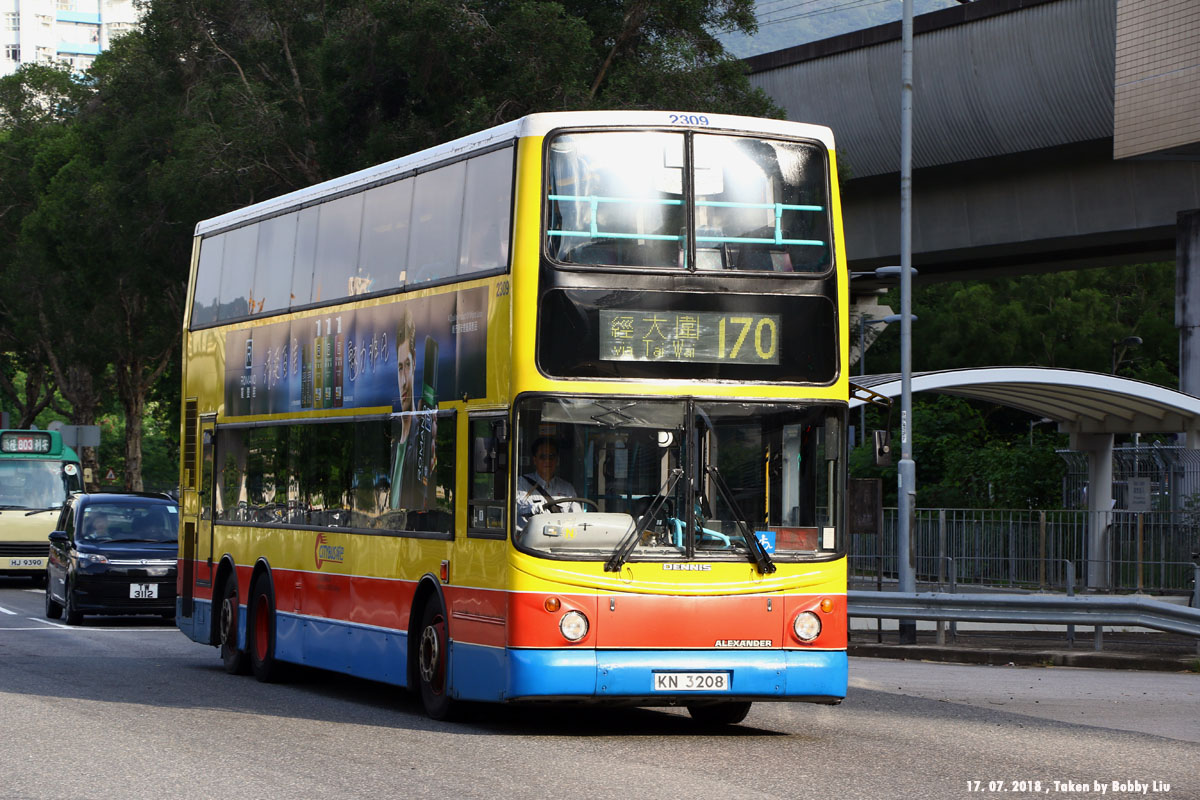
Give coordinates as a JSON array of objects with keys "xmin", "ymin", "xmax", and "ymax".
[
  {"xmin": 749, "ymin": 0, "xmax": 1117, "ymax": 181},
  {"xmin": 746, "ymin": 0, "xmax": 1200, "ymax": 276}
]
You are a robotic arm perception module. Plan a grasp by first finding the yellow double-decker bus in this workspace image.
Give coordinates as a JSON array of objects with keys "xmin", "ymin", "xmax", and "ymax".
[
  {"xmin": 177, "ymin": 111, "xmax": 849, "ymax": 723},
  {"xmin": 0, "ymin": 429, "xmax": 83, "ymax": 584}
]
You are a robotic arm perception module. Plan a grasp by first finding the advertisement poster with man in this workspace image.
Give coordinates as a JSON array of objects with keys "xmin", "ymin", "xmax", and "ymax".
[{"xmin": 222, "ymin": 287, "xmax": 488, "ymax": 513}]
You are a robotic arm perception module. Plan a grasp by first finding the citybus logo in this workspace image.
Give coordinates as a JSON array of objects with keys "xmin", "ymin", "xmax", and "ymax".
[{"xmin": 314, "ymin": 533, "xmax": 344, "ymax": 569}]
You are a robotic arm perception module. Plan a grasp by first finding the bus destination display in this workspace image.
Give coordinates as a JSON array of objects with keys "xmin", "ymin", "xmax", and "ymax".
[
  {"xmin": 0, "ymin": 431, "xmax": 52, "ymax": 454},
  {"xmin": 599, "ymin": 310, "xmax": 780, "ymax": 365}
]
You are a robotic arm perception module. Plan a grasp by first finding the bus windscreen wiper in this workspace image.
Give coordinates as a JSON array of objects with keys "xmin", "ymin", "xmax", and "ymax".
[
  {"xmin": 705, "ymin": 465, "xmax": 776, "ymax": 575},
  {"xmin": 605, "ymin": 468, "xmax": 683, "ymax": 573},
  {"xmin": 25, "ymin": 507, "xmax": 58, "ymax": 516}
]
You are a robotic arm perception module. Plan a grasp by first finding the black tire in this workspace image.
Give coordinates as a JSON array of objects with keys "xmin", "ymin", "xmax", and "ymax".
[
  {"xmin": 415, "ymin": 598, "xmax": 458, "ymax": 720},
  {"xmin": 64, "ymin": 579, "xmax": 83, "ymax": 626},
  {"xmin": 686, "ymin": 701, "xmax": 752, "ymax": 726},
  {"xmin": 218, "ymin": 577, "xmax": 250, "ymax": 675},
  {"xmin": 248, "ymin": 573, "xmax": 284, "ymax": 683},
  {"xmin": 44, "ymin": 580, "xmax": 62, "ymax": 620}
]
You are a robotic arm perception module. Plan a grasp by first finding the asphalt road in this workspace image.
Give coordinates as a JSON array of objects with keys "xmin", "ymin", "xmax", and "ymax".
[{"xmin": 0, "ymin": 578, "xmax": 1196, "ymax": 800}]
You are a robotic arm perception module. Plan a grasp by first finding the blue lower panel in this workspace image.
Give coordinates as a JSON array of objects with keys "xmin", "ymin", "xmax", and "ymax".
[
  {"xmin": 450, "ymin": 642, "xmax": 509, "ymax": 702},
  {"xmin": 176, "ymin": 597, "xmax": 212, "ymax": 644},
  {"xmin": 507, "ymin": 649, "xmax": 847, "ymax": 702},
  {"xmin": 276, "ymin": 612, "xmax": 408, "ymax": 686}
]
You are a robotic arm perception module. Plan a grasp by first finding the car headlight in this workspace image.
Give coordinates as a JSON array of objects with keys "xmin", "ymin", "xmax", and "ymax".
[
  {"xmin": 71, "ymin": 550, "xmax": 108, "ymax": 565},
  {"xmin": 792, "ymin": 610, "xmax": 821, "ymax": 643},
  {"xmin": 559, "ymin": 610, "xmax": 589, "ymax": 642}
]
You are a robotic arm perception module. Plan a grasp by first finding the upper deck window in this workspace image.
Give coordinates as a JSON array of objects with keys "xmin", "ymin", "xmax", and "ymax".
[
  {"xmin": 545, "ymin": 131, "xmax": 831, "ymax": 273},
  {"xmin": 190, "ymin": 146, "xmax": 514, "ymax": 329}
]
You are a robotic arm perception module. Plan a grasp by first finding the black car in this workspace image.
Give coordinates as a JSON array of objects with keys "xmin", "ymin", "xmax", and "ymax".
[{"xmin": 46, "ymin": 492, "xmax": 179, "ymax": 625}]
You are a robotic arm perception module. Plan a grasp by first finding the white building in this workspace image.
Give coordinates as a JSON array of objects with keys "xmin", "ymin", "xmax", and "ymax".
[{"xmin": 2, "ymin": 0, "xmax": 141, "ymax": 77}]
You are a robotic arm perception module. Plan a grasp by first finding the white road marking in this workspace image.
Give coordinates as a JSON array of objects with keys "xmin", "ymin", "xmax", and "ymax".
[{"xmin": 2, "ymin": 618, "xmax": 178, "ymax": 632}]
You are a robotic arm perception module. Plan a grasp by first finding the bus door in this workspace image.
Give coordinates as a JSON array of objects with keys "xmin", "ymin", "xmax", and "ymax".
[{"xmin": 181, "ymin": 414, "xmax": 216, "ymax": 637}]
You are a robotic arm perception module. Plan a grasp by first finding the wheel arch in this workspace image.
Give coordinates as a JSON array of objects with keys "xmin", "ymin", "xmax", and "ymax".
[
  {"xmin": 407, "ymin": 574, "xmax": 448, "ymax": 690},
  {"xmin": 249, "ymin": 557, "xmax": 274, "ymax": 598}
]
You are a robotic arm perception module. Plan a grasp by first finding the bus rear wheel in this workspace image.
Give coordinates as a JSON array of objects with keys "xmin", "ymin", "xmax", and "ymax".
[
  {"xmin": 686, "ymin": 701, "xmax": 752, "ymax": 726},
  {"xmin": 248, "ymin": 574, "xmax": 284, "ymax": 683},
  {"xmin": 219, "ymin": 578, "xmax": 249, "ymax": 675},
  {"xmin": 416, "ymin": 599, "xmax": 458, "ymax": 720}
]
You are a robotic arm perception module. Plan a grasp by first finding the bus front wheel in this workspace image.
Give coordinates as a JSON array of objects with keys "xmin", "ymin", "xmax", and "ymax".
[
  {"xmin": 686, "ymin": 701, "xmax": 752, "ymax": 726},
  {"xmin": 416, "ymin": 599, "xmax": 458, "ymax": 720}
]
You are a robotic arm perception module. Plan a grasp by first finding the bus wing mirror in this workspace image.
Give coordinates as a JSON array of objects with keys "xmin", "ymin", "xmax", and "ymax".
[
  {"xmin": 873, "ymin": 430, "xmax": 892, "ymax": 467},
  {"xmin": 492, "ymin": 419, "xmax": 508, "ymax": 444}
]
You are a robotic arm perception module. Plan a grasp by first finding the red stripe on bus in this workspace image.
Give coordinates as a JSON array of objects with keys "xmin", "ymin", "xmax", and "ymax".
[
  {"xmin": 508, "ymin": 591, "xmax": 847, "ymax": 650},
  {"xmin": 184, "ymin": 563, "xmax": 844, "ymax": 651}
]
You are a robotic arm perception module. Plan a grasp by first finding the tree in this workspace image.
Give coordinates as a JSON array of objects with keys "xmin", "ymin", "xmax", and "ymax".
[
  {"xmin": 893, "ymin": 264, "xmax": 1177, "ymax": 381},
  {"xmin": 855, "ymin": 264, "xmax": 1177, "ymax": 508},
  {"xmin": 1, "ymin": 0, "xmax": 778, "ymax": 489},
  {"xmin": 0, "ymin": 66, "xmax": 110, "ymax": 481}
]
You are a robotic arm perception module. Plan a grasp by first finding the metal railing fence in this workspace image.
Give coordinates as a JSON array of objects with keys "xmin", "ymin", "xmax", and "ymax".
[{"xmin": 851, "ymin": 507, "xmax": 1199, "ymax": 594}]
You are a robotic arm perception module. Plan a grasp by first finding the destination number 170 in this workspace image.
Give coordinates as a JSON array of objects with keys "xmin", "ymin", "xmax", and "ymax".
[{"xmin": 718, "ymin": 316, "xmax": 778, "ymax": 361}]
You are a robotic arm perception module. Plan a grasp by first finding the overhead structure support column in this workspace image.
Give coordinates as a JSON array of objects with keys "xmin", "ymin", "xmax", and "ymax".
[
  {"xmin": 1177, "ymin": 209, "xmax": 1200, "ymax": 398},
  {"xmin": 1071, "ymin": 432, "xmax": 1114, "ymax": 591}
]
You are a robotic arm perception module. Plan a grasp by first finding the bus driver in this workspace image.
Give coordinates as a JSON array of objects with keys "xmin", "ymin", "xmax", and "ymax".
[{"xmin": 516, "ymin": 437, "xmax": 583, "ymax": 531}]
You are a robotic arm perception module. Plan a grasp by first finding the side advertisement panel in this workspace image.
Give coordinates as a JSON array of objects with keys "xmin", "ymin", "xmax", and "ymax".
[{"xmin": 224, "ymin": 286, "xmax": 488, "ymax": 417}]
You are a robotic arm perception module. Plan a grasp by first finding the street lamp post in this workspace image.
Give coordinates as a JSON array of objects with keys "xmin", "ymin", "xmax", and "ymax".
[
  {"xmin": 897, "ymin": 0, "xmax": 917, "ymax": 644},
  {"xmin": 858, "ymin": 313, "xmax": 905, "ymax": 445}
]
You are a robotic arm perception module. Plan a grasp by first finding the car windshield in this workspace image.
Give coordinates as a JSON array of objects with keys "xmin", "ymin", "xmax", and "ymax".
[
  {"xmin": 0, "ymin": 460, "xmax": 79, "ymax": 510},
  {"xmin": 514, "ymin": 397, "xmax": 842, "ymax": 564},
  {"xmin": 80, "ymin": 503, "xmax": 178, "ymax": 543}
]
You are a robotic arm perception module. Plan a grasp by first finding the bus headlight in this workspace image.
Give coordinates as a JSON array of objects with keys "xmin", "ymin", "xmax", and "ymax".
[
  {"xmin": 792, "ymin": 611, "xmax": 821, "ymax": 643},
  {"xmin": 559, "ymin": 610, "xmax": 589, "ymax": 642}
]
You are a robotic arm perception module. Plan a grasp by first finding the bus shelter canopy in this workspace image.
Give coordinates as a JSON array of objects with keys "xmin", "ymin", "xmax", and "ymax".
[{"xmin": 849, "ymin": 367, "xmax": 1200, "ymax": 437}]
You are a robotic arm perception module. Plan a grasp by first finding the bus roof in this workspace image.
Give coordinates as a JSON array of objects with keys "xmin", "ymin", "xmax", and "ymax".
[{"xmin": 194, "ymin": 111, "xmax": 836, "ymax": 238}]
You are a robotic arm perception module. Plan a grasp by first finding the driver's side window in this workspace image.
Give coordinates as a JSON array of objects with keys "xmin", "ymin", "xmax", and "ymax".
[{"xmin": 468, "ymin": 415, "xmax": 507, "ymax": 539}]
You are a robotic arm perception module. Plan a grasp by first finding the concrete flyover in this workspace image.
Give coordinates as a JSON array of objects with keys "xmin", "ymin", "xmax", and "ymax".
[
  {"xmin": 849, "ymin": 367, "xmax": 1200, "ymax": 589},
  {"xmin": 745, "ymin": 0, "xmax": 1200, "ymax": 284}
]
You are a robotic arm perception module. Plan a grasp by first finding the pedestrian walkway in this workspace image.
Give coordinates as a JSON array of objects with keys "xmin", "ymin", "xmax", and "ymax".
[{"xmin": 850, "ymin": 629, "xmax": 1200, "ymax": 672}]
